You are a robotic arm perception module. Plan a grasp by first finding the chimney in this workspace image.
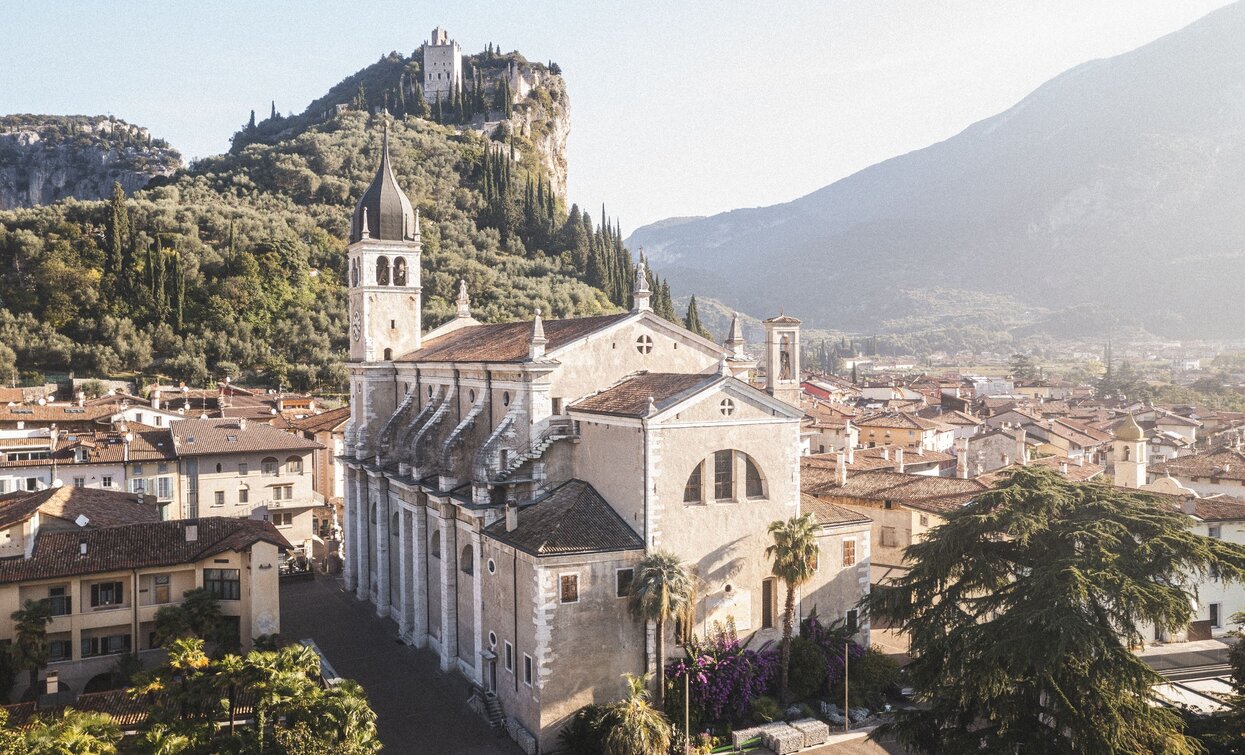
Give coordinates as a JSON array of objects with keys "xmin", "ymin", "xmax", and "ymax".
[
  {"xmin": 1015, "ymin": 428, "xmax": 1028, "ymax": 466},
  {"xmin": 45, "ymin": 671, "xmax": 58, "ymax": 697},
  {"xmin": 1077, "ymin": 455, "xmax": 1085, "ymax": 467},
  {"xmin": 836, "ymin": 453, "xmax": 847, "ymax": 486},
  {"xmin": 76, "ymin": 391, "xmax": 84, "ymax": 408},
  {"xmin": 845, "ymin": 444, "xmax": 855, "ymax": 465},
  {"xmin": 505, "ymin": 501, "xmax": 519, "ymax": 532},
  {"xmin": 881, "ymin": 448, "xmax": 890, "ymax": 461},
  {"xmin": 239, "ymin": 417, "xmax": 247, "ymax": 432},
  {"xmin": 896, "ymin": 447, "xmax": 905, "ymax": 474},
  {"xmin": 1059, "ymin": 461, "xmax": 1069, "ymax": 475},
  {"xmin": 78, "ymin": 540, "xmax": 87, "ymax": 556},
  {"xmin": 151, "ymin": 390, "xmax": 161, "ymax": 410},
  {"xmin": 1002, "ymin": 454, "xmax": 1011, "ymax": 467},
  {"xmin": 185, "ymin": 524, "xmax": 198, "ymax": 542},
  {"xmin": 957, "ymin": 439, "xmax": 969, "ymax": 479}
]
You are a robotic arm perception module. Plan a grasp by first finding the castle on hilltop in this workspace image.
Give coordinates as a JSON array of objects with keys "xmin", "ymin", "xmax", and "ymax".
[{"xmin": 422, "ymin": 27, "xmax": 463, "ymax": 102}]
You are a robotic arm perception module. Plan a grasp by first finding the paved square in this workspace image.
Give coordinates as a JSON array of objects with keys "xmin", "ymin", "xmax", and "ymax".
[{"xmin": 280, "ymin": 574, "xmax": 522, "ymax": 754}]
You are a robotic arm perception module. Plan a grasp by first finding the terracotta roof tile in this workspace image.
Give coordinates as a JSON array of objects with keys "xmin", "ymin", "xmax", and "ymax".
[
  {"xmin": 801, "ymin": 493, "xmax": 871, "ymax": 526},
  {"xmin": 171, "ymin": 418, "xmax": 321, "ymax": 456},
  {"xmin": 0, "ymin": 517, "xmax": 291, "ymax": 584},
  {"xmin": 571, "ymin": 372, "xmax": 723, "ymax": 417},
  {"xmin": 484, "ymin": 480, "xmax": 643, "ymax": 556},
  {"xmin": 0, "ymin": 487, "xmax": 161, "ymax": 530},
  {"xmin": 287, "ymin": 406, "xmax": 351, "ymax": 434},
  {"xmin": 400, "ymin": 313, "xmax": 631, "ymax": 363},
  {"xmin": 1151, "ymin": 448, "xmax": 1245, "ymax": 482}
]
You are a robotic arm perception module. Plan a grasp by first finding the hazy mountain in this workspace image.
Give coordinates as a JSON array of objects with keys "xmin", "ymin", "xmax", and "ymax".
[{"xmin": 629, "ymin": 2, "xmax": 1245, "ymax": 340}]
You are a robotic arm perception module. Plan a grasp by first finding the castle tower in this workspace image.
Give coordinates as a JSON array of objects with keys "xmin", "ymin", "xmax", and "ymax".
[
  {"xmin": 347, "ymin": 125, "xmax": 420, "ymax": 457},
  {"xmin": 1113, "ymin": 414, "xmax": 1148, "ymax": 488},
  {"xmin": 422, "ymin": 27, "xmax": 463, "ymax": 103},
  {"xmin": 762, "ymin": 315, "xmax": 802, "ymax": 407}
]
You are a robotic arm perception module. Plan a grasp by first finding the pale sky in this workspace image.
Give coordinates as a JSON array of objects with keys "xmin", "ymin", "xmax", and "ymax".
[{"xmin": 0, "ymin": 1, "xmax": 1235, "ymax": 230}]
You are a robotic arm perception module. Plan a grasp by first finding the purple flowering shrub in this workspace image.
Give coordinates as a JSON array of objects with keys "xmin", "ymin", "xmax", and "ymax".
[
  {"xmin": 800, "ymin": 611, "xmax": 865, "ymax": 688},
  {"xmin": 664, "ymin": 619, "xmax": 779, "ymax": 724}
]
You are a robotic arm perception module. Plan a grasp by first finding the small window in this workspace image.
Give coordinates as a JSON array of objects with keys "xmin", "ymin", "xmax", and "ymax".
[
  {"xmin": 376, "ymin": 255, "xmax": 391, "ymax": 286},
  {"xmin": 487, "ymin": 558, "xmax": 496, "ymax": 574},
  {"xmin": 919, "ymin": 513, "xmax": 929, "ymax": 527},
  {"xmin": 214, "ymin": 491, "xmax": 225, "ymax": 507},
  {"xmin": 488, "ymin": 631, "xmax": 497, "ymax": 647},
  {"xmin": 761, "ymin": 578, "xmax": 775, "ymax": 629},
  {"xmin": 101, "ymin": 476, "xmax": 113, "ymax": 489},
  {"xmin": 683, "ymin": 463, "xmax": 702, "ymax": 503},
  {"xmin": 133, "ymin": 464, "xmax": 144, "ymax": 476},
  {"xmin": 286, "ymin": 456, "xmax": 304, "ymax": 475},
  {"xmin": 616, "ymin": 568, "xmax": 634, "ymax": 598},
  {"xmin": 719, "ymin": 398, "xmax": 735, "ymax": 417},
  {"xmin": 880, "ymin": 527, "xmax": 898, "ymax": 547},
  {"xmin": 205, "ymin": 568, "xmax": 241, "ymax": 601},
  {"xmin": 523, "ymin": 654, "xmax": 533, "ymax": 686},
  {"xmin": 153, "ymin": 574, "xmax": 171, "ymax": 604},
  {"xmin": 504, "ymin": 641, "xmax": 513, "ymax": 672},
  {"xmin": 72, "ymin": 477, "xmax": 85, "ymax": 489},
  {"xmin": 239, "ymin": 462, "xmax": 248, "ymax": 475},
  {"xmin": 1209, "ymin": 525, "xmax": 1222, "ymax": 539},
  {"xmin": 393, "ymin": 257, "xmax": 408, "ymax": 286},
  {"xmin": 843, "ymin": 539, "xmax": 856, "ymax": 566},
  {"xmin": 1211, "ymin": 602, "xmax": 1222, "ymax": 628},
  {"xmin": 559, "ymin": 574, "xmax": 579, "ymax": 604},
  {"xmin": 461, "ymin": 544, "xmax": 474, "ymax": 575},
  {"xmin": 90, "ymin": 581, "xmax": 125, "ymax": 608},
  {"xmin": 262, "ymin": 457, "xmax": 279, "ymax": 476},
  {"xmin": 238, "ymin": 486, "xmax": 249, "ymax": 504},
  {"xmin": 431, "ymin": 530, "xmax": 441, "ymax": 559},
  {"xmin": 744, "ymin": 457, "xmax": 764, "ymax": 498},
  {"xmin": 468, "ymin": 389, "xmax": 477, "ymax": 403},
  {"xmin": 502, "ymin": 391, "xmax": 511, "ymax": 407},
  {"xmin": 635, "ymin": 335, "xmax": 653, "ymax": 354}
]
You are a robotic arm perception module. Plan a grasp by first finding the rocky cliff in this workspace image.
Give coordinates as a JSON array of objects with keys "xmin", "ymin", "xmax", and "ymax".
[{"xmin": 0, "ymin": 115, "xmax": 181, "ymax": 209}]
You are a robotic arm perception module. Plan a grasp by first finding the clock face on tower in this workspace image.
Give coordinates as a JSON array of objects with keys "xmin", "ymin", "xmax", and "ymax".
[{"xmin": 351, "ymin": 309, "xmax": 361, "ymax": 342}]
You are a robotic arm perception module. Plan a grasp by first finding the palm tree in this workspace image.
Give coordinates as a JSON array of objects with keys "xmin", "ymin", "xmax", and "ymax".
[
  {"xmin": 628, "ymin": 550, "xmax": 695, "ymax": 707},
  {"xmin": 165, "ymin": 637, "xmax": 210, "ymax": 718},
  {"xmin": 766, "ymin": 513, "xmax": 820, "ymax": 703},
  {"xmin": 212, "ymin": 654, "xmax": 245, "ymax": 736},
  {"xmin": 11, "ymin": 598, "xmax": 53, "ymax": 697},
  {"xmin": 602, "ymin": 673, "xmax": 671, "ymax": 755},
  {"xmin": 312, "ymin": 680, "xmax": 381, "ymax": 753},
  {"xmin": 23, "ymin": 709, "xmax": 121, "ymax": 754},
  {"xmin": 137, "ymin": 723, "xmax": 193, "ymax": 755}
]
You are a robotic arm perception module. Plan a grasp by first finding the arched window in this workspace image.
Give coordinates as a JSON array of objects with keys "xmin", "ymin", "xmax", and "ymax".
[
  {"xmin": 350, "ymin": 258, "xmax": 360, "ymax": 287},
  {"xmin": 461, "ymin": 544, "xmax": 474, "ymax": 574},
  {"xmin": 383, "ymin": 348, "xmax": 393, "ymax": 361},
  {"xmin": 391, "ymin": 512, "xmax": 399, "ymax": 536},
  {"xmin": 1123, "ymin": 446, "xmax": 1132, "ymax": 461},
  {"xmin": 261, "ymin": 457, "xmax": 279, "ymax": 476},
  {"xmin": 393, "ymin": 257, "xmax": 408, "ymax": 286},
  {"xmin": 683, "ymin": 462, "xmax": 702, "ymax": 503},
  {"xmin": 376, "ymin": 256, "xmax": 390, "ymax": 286},
  {"xmin": 745, "ymin": 456, "xmax": 765, "ymax": 498},
  {"xmin": 636, "ymin": 335, "xmax": 653, "ymax": 355},
  {"xmin": 369, "ymin": 501, "xmax": 377, "ymax": 524},
  {"xmin": 431, "ymin": 530, "xmax": 441, "ymax": 559},
  {"xmin": 286, "ymin": 455, "xmax": 303, "ymax": 475}
]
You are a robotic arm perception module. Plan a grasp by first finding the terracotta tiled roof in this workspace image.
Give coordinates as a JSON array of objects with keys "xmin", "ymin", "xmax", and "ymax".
[
  {"xmin": 975, "ymin": 457, "xmax": 1104, "ymax": 487},
  {"xmin": 1150, "ymin": 448, "xmax": 1245, "ymax": 482},
  {"xmin": 855, "ymin": 412, "xmax": 947, "ymax": 432},
  {"xmin": 0, "ymin": 404, "xmax": 115, "ymax": 425},
  {"xmin": 399, "ymin": 313, "xmax": 631, "ymax": 363},
  {"xmin": 287, "ymin": 406, "xmax": 351, "ymax": 434},
  {"xmin": 801, "ymin": 493, "xmax": 870, "ymax": 527},
  {"xmin": 0, "ymin": 425, "xmax": 177, "ymax": 470},
  {"xmin": 571, "ymin": 372, "xmax": 723, "ymax": 417},
  {"xmin": 0, "ymin": 517, "xmax": 291, "ymax": 584},
  {"xmin": 1185, "ymin": 495, "xmax": 1245, "ymax": 522},
  {"xmin": 65, "ymin": 688, "xmax": 257, "ymax": 729},
  {"xmin": 0, "ymin": 487, "xmax": 161, "ymax": 530},
  {"xmin": 805, "ymin": 470, "xmax": 987, "ymax": 515},
  {"xmin": 171, "ymin": 418, "xmax": 322, "ymax": 456},
  {"xmin": 484, "ymin": 480, "xmax": 643, "ymax": 556}
]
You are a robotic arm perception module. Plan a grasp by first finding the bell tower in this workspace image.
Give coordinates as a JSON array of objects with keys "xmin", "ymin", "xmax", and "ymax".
[
  {"xmin": 763, "ymin": 314, "xmax": 802, "ymax": 407},
  {"xmin": 347, "ymin": 123, "xmax": 422, "ymax": 363},
  {"xmin": 1113, "ymin": 413, "xmax": 1148, "ymax": 488}
]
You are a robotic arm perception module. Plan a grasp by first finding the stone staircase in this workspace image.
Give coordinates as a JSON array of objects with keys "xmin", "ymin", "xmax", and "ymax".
[{"xmin": 482, "ymin": 691, "xmax": 505, "ymax": 731}]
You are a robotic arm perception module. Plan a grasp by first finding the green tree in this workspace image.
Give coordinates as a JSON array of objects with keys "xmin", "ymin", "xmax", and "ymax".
[
  {"xmin": 23, "ymin": 710, "xmax": 121, "ymax": 754},
  {"xmin": 627, "ymin": 551, "xmax": 695, "ymax": 708},
  {"xmin": 867, "ymin": 466, "xmax": 1245, "ymax": 754},
  {"xmin": 1009, "ymin": 352, "xmax": 1040, "ymax": 380},
  {"xmin": 602, "ymin": 674, "xmax": 671, "ymax": 755},
  {"xmin": 765, "ymin": 514, "xmax": 820, "ymax": 703},
  {"xmin": 683, "ymin": 295, "xmax": 710, "ymax": 339},
  {"xmin": 11, "ymin": 599, "xmax": 53, "ymax": 698}
]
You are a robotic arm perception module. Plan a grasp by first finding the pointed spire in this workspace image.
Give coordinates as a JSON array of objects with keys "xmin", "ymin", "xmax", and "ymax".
[
  {"xmin": 529, "ymin": 308, "xmax": 548, "ymax": 360},
  {"xmin": 725, "ymin": 312, "xmax": 746, "ymax": 358},
  {"xmin": 456, "ymin": 279, "xmax": 471, "ymax": 318},
  {"xmin": 632, "ymin": 254, "xmax": 651, "ymax": 312},
  {"xmin": 719, "ymin": 357, "xmax": 730, "ymax": 377},
  {"xmin": 414, "ymin": 208, "xmax": 421, "ymax": 236},
  {"xmin": 360, "ymin": 208, "xmax": 371, "ymax": 238}
]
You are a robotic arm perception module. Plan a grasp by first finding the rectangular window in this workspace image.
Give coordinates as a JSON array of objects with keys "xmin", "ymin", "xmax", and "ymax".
[
  {"xmin": 761, "ymin": 578, "xmax": 775, "ymax": 629},
  {"xmin": 214, "ymin": 491, "xmax": 225, "ymax": 507},
  {"xmin": 288, "ymin": 458, "xmax": 303, "ymax": 475},
  {"xmin": 1211, "ymin": 603, "xmax": 1222, "ymax": 628},
  {"xmin": 238, "ymin": 487, "xmax": 249, "ymax": 504},
  {"xmin": 714, "ymin": 450, "xmax": 734, "ymax": 501},
  {"xmin": 880, "ymin": 527, "xmax": 898, "ymax": 547},
  {"xmin": 131, "ymin": 478, "xmax": 147, "ymax": 494},
  {"xmin": 101, "ymin": 476, "xmax": 112, "ymax": 489},
  {"xmin": 48, "ymin": 586, "xmax": 71, "ymax": 616},
  {"xmin": 919, "ymin": 514, "xmax": 929, "ymax": 527},
  {"xmin": 1209, "ymin": 525, "xmax": 1222, "ymax": 539},
  {"xmin": 153, "ymin": 574, "xmax": 171, "ymax": 604},
  {"xmin": 262, "ymin": 459, "xmax": 278, "ymax": 476},
  {"xmin": 157, "ymin": 477, "xmax": 172, "ymax": 499},
  {"xmin": 49, "ymin": 639, "xmax": 72, "ymax": 661},
  {"xmin": 273, "ymin": 512, "xmax": 293, "ymax": 527},
  {"xmin": 90, "ymin": 581, "xmax": 124, "ymax": 608},
  {"xmin": 158, "ymin": 463, "xmax": 169, "ymax": 474},
  {"xmin": 683, "ymin": 463, "xmax": 702, "ymax": 503},
  {"xmin": 846, "ymin": 608, "xmax": 859, "ymax": 634},
  {"xmin": 842, "ymin": 539, "xmax": 856, "ymax": 566},
  {"xmin": 559, "ymin": 574, "xmax": 579, "ymax": 604},
  {"xmin": 204, "ymin": 568, "xmax": 241, "ymax": 601},
  {"xmin": 155, "ymin": 416, "xmax": 163, "ymax": 426},
  {"xmin": 81, "ymin": 633, "xmax": 131, "ymax": 658},
  {"xmin": 238, "ymin": 462, "xmax": 248, "ymax": 476},
  {"xmin": 615, "ymin": 568, "xmax": 634, "ymax": 598},
  {"xmin": 0, "ymin": 480, "xmax": 7, "ymax": 494},
  {"xmin": 25, "ymin": 478, "xmax": 37, "ymax": 491},
  {"xmin": 504, "ymin": 641, "xmax": 513, "ymax": 672},
  {"xmin": 72, "ymin": 477, "xmax": 85, "ymax": 489},
  {"xmin": 523, "ymin": 654, "xmax": 533, "ymax": 686},
  {"xmin": 133, "ymin": 464, "xmax": 143, "ymax": 476}
]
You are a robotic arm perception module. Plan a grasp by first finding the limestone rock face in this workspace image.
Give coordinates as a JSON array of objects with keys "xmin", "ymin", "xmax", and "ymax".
[
  {"xmin": 0, "ymin": 115, "xmax": 182, "ymax": 209},
  {"xmin": 510, "ymin": 74, "xmax": 570, "ymax": 199}
]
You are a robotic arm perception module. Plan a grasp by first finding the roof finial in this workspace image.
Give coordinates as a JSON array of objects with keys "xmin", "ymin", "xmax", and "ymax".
[
  {"xmin": 456, "ymin": 279, "xmax": 471, "ymax": 318},
  {"xmin": 647, "ymin": 396, "xmax": 656, "ymax": 415},
  {"xmin": 725, "ymin": 311, "xmax": 746, "ymax": 358},
  {"xmin": 632, "ymin": 256, "xmax": 651, "ymax": 313},
  {"xmin": 414, "ymin": 207, "xmax": 420, "ymax": 235},
  {"xmin": 360, "ymin": 208, "xmax": 371, "ymax": 238},
  {"xmin": 529, "ymin": 308, "xmax": 548, "ymax": 360}
]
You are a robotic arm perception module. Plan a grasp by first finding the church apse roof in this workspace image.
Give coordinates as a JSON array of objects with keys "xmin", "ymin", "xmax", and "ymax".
[
  {"xmin": 570, "ymin": 372, "xmax": 724, "ymax": 418},
  {"xmin": 484, "ymin": 479, "xmax": 643, "ymax": 557}
]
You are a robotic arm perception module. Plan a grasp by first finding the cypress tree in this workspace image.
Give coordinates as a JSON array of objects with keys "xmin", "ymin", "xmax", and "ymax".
[
  {"xmin": 434, "ymin": 91, "xmax": 443, "ymax": 122},
  {"xmin": 414, "ymin": 84, "xmax": 429, "ymax": 118},
  {"xmin": 270, "ymin": 100, "xmax": 277, "ymax": 119},
  {"xmin": 247, "ymin": 110, "xmax": 256, "ymax": 130},
  {"xmin": 684, "ymin": 295, "xmax": 710, "ymax": 339}
]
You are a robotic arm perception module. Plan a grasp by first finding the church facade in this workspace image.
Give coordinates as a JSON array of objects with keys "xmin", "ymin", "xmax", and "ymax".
[{"xmin": 342, "ymin": 131, "xmax": 870, "ymax": 751}]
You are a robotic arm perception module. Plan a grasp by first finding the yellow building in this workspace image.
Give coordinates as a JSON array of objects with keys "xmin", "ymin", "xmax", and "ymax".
[{"xmin": 0, "ymin": 487, "xmax": 289, "ymax": 698}]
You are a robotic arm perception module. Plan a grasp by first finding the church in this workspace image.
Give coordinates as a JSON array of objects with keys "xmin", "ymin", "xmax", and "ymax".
[{"xmin": 342, "ymin": 128, "xmax": 870, "ymax": 751}]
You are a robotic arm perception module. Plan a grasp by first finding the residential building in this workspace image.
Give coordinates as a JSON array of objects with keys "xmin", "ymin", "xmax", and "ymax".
[{"xmin": 0, "ymin": 487, "xmax": 289, "ymax": 696}]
